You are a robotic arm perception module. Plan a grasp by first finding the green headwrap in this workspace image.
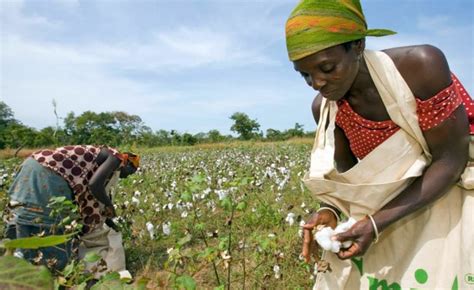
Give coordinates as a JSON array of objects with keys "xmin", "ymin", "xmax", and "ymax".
[{"xmin": 285, "ymin": 0, "xmax": 396, "ymax": 61}]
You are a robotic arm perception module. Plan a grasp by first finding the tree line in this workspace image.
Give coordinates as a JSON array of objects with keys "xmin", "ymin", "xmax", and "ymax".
[{"xmin": 0, "ymin": 101, "xmax": 314, "ymax": 149}]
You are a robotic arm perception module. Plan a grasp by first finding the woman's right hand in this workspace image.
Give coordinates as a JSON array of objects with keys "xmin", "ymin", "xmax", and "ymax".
[
  {"xmin": 103, "ymin": 205, "xmax": 116, "ymax": 218},
  {"xmin": 301, "ymin": 209, "xmax": 338, "ymax": 263}
]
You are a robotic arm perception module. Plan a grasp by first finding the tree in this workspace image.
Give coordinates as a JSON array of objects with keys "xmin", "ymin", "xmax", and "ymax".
[
  {"xmin": 266, "ymin": 128, "xmax": 284, "ymax": 141},
  {"xmin": 285, "ymin": 123, "xmax": 305, "ymax": 138},
  {"xmin": 182, "ymin": 133, "xmax": 197, "ymax": 146},
  {"xmin": 229, "ymin": 112, "xmax": 260, "ymax": 140},
  {"xmin": 207, "ymin": 129, "xmax": 226, "ymax": 143},
  {"xmin": 0, "ymin": 101, "xmax": 15, "ymax": 126},
  {"xmin": 0, "ymin": 101, "xmax": 16, "ymax": 149},
  {"xmin": 2, "ymin": 123, "xmax": 38, "ymax": 149}
]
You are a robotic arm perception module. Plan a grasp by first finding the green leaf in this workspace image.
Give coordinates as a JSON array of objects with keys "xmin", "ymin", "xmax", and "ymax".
[
  {"xmin": 1, "ymin": 233, "xmax": 74, "ymax": 250},
  {"xmin": 191, "ymin": 174, "xmax": 205, "ymax": 184},
  {"xmin": 220, "ymin": 197, "xmax": 232, "ymax": 211},
  {"xmin": 0, "ymin": 256, "xmax": 53, "ymax": 290},
  {"xmin": 239, "ymin": 177, "xmax": 251, "ymax": 186},
  {"xmin": 177, "ymin": 234, "xmax": 192, "ymax": 247},
  {"xmin": 181, "ymin": 191, "xmax": 192, "ymax": 202},
  {"xmin": 135, "ymin": 277, "xmax": 150, "ymax": 290},
  {"xmin": 236, "ymin": 201, "xmax": 247, "ymax": 211},
  {"xmin": 197, "ymin": 247, "xmax": 216, "ymax": 261},
  {"xmin": 84, "ymin": 252, "xmax": 102, "ymax": 263},
  {"xmin": 100, "ymin": 271, "xmax": 121, "ymax": 281},
  {"xmin": 90, "ymin": 272, "xmax": 134, "ymax": 290},
  {"xmin": 214, "ymin": 285, "xmax": 225, "ymax": 290},
  {"xmin": 63, "ymin": 260, "xmax": 76, "ymax": 277},
  {"xmin": 175, "ymin": 275, "xmax": 196, "ymax": 290},
  {"xmin": 49, "ymin": 196, "xmax": 67, "ymax": 204},
  {"xmin": 194, "ymin": 223, "xmax": 204, "ymax": 231}
]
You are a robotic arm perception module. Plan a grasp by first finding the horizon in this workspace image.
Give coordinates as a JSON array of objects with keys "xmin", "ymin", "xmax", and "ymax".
[{"xmin": 1, "ymin": 0, "xmax": 473, "ymax": 135}]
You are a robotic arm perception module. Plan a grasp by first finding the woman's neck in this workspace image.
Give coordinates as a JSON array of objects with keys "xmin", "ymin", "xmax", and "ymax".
[{"xmin": 346, "ymin": 59, "xmax": 378, "ymax": 104}]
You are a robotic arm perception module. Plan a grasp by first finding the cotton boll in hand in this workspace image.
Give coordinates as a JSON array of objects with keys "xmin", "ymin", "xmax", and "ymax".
[
  {"xmin": 314, "ymin": 218, "xmax": 357, "ymax": 253},
  {"xmin": 314, "ymin": 227, "xmax": 337, "ymax": 251},
  {"xmin": 334, "ymin": 218, "xmax": 356, "ymax": 249}
]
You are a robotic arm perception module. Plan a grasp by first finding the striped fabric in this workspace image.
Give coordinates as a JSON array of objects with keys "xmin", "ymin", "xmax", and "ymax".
[{"xmin": 285, "ymin": 0, "xmax": 396, "ymax": 61}]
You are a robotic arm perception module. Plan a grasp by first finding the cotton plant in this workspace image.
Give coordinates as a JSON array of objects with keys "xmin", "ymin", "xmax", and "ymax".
[
  {"xmin": 314, "ymin": 217, "xmax": 357, "ymax": 252},
  {"xmin": 162, "ymin": 221, "xmax": 171, "ymax": 236},
  {"xmin": 285, "ymin": 212, "xmax": 296, "ymax": 226},
  {"xmin": 146, "ymin": 221, "xmax": 155, "ymax": 239}
]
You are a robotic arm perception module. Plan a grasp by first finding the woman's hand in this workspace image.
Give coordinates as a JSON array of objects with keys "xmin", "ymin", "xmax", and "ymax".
[
  {"xmin": 301, "ymin": 209, "xmax": 338, "ymax": 263},
  {"xmin": 333, "ymin": 216, "xmax": 374, "ymax": 259},
  {"xmin": 103, "ymin": 205, "xmax": 116, "ymax": 219}
]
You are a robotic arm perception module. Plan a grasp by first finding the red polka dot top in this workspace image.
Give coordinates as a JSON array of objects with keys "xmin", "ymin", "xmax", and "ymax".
[
  {"xmin": 336, "ymin": 74, "xmax": 473, "ymax": 159},
  {"xmin": 31, "ymin": 145, "xmax": 122, "ymax": 233}
]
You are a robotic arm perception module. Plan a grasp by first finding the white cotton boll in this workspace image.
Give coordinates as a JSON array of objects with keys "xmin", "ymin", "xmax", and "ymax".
[
  {"xmin": 342, "ymin": 240, "xmax": 353, "ymax": 249},
  {"xmin": 134, "ymin": 190, "xmax": 141, "ymax": 197},
  {"xmin": 285, "ymin": 212, "xmax": 295, "ymax": 226},
  {"xmin": 162, "ymin": 222, "xmax": 171, "ymax": 236},
  {"xmin": 330, "ymin": 240, "xmax": 341, "ymax": 253},
  {"xmin": 13, "ymin": 250, "xmax": 24, "ymax": 259},
  {"xmin": 146, "ymin": 222, "xmax": 155, "ymax": 239},
  {"xmin": 334, "ymin": 218, "xmax": 356, "ymax": 249},
  {"xmin": 216, "ymin": 189, "xmax": 228, "ymax": 200},
  {"xmin": 181, "ymin": 211, "xmax": 188, "ymax": 218},
  {"xmin": 273, "ymin": 264, "xmax": 281, "ymax": 279},
  {"xmin": 315, "ymin": 227, "xmax": 334, "ymax": 251},
  {"xmin": 315, "ymin": 218, "xmax": 357, "ymax": 252},
  {"xmin": 131, "ymin": 196, "xmax": 140, "ymax": 206},
  {"xmin": 334, "ymin": 217, "xmax": 356, "ymax": 234}
]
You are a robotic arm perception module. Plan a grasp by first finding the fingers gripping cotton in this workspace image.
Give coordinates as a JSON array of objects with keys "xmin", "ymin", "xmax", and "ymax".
[{"xmin": 314, "ymin": 218, "xmax": 356, "ymax": 253}]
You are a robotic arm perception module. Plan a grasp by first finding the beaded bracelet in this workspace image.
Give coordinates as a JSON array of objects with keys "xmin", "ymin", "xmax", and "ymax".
[
  {"xmin": 317, "ymin": 207, "xmax": 341, "ymax": 222},
  {"xmin": 367, "ymin": 214, "xmax": 379, "ymax": 243}
]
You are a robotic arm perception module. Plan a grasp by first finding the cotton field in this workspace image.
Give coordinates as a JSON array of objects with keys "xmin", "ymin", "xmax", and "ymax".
[{"xmin": 0, "ymin": 142, "xmax": 324, "ymax": 288}]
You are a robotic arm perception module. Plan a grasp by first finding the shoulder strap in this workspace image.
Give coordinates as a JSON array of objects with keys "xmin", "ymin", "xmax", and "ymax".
[{"xmin": 363, "ymin": 50, "xmax": 431, "ymax": 161}]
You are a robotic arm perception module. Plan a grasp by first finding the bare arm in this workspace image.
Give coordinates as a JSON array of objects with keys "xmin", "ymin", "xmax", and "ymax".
[
  {"xmin": 374, "ymin": 105, "xmax": 469, "ymax": 232},
  {"xmin": 336, "ymin": 45, "xmax": 470, "ymax": 259},
  {"xmin": 88, "ymin": 148, "xmax": 121, "ymax": 207}
]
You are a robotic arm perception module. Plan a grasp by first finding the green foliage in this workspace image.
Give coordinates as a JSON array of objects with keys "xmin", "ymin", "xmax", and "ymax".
[
  {"xmin": 175, "ymin": 275, "xmax": 196, "ymax": 290},
  {"xmin": 47, "ymin": 196, "xmax": 83, "ymax": 233},
  {"xmin": 0, "ymin": 101, "xmax": 313, "ymax": 149},
  {"xmin": 0, "ymin": 256, "xmax": 53, "ymax": 289},
  {"xmin": 230, "ymin": 112, "xmax": 261, "ymax": 140},
  {"xmin": 0, "ymin": 234, "xmax": 74, "ymax": 250}
]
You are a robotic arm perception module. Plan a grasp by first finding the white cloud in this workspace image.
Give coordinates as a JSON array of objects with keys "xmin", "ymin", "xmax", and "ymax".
[{"xmin": 0, "ymin": 0, "xmax": 63, "ymax": 33}]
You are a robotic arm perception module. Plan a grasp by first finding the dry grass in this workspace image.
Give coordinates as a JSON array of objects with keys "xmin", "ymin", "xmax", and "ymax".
[
  {"xmin": 141, "ymin": 138, "xmax": 314, "ymax": 153},
  {"xmin": 0, "ymin": 148, "xmax": 38, "ymax": 159},
  {"xmin": 0, "ymin": 139, "xmax": 314, "ymax": 159}
]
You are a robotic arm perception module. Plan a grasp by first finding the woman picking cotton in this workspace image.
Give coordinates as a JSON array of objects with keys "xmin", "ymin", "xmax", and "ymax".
[
  {"xmin": 4, "ymin": 145, "xmax": 139, "ymax": 273},
  {"xmin": 285, "ymin": 1, "xmax": 473, "ymax": 289}
]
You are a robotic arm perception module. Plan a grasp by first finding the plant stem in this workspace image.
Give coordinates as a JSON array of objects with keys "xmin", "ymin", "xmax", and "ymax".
[
  {"xmin": 199, "ymin": 228, "xmax": 221, "ymax": 285},
  {"xmin": 226, "ymin": 205, "xmax": 235, "ymax": 290},
  {"xmin": 242, "ymin": 236, "xmax": 246, "ymax": 290}
]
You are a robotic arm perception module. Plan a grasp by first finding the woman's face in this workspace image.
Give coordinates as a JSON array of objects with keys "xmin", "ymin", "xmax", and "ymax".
[
  {"xmin": 293, "ymin": 43, "xmax": 361, "ymax": 101},
  {"xmin": 119, "ymin": 162, "xmax": 137, "ymax": 178}
]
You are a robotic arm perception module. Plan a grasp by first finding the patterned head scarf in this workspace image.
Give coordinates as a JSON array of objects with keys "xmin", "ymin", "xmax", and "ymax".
[
  {"xmin": 285, "ymin": 0, "xmax": 396, "ymax": 61},
  {"xmin": 120, "ymin": 152, "xmax": 140, "ymax": 168}
]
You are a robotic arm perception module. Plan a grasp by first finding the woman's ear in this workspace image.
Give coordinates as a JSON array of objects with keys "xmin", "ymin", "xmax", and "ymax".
[{"xmin": 353, "ymin": 38, "xmax": 366, "ymax": 55}]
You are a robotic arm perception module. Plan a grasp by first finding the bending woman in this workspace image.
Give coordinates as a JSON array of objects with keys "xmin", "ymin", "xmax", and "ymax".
[
  {"xmin": 5, "ymin": 145, "xmax": 139, "ymax": 271},
  {"xmin": 285, "ymin": 1, "xmax": 473, "ymax": 289}
]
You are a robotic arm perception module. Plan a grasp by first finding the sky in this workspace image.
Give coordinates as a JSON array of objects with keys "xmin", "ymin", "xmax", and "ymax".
[{"xmin": 1, "ymin": 0, "xmax": 473, "ymax": 135}]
